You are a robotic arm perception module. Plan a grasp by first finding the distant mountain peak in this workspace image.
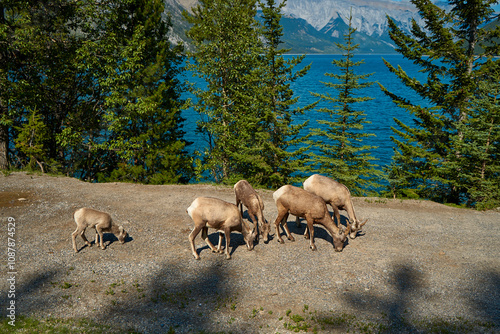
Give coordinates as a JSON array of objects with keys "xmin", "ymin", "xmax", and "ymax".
[
  {"xmin": 282, "ymin": 0, "xmax": 422, "ymax": 37},
  {"xmin": 166, "ymin": 0, "xmax": 439, "ymax": 54}
]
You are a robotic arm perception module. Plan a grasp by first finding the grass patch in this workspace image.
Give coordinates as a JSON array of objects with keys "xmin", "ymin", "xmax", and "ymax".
[{"xmin": 0, "ymin": 315, "xmax": 139, "ymax": 333}]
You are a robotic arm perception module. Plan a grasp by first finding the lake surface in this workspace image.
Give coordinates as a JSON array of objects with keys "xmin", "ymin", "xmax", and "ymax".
[{"xmin": 182, "ymin": 54, "xmax": 428, "ymax": 170}]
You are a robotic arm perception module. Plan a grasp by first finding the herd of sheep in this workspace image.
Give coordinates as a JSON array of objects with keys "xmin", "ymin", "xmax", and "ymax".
[{"xmin": 71, "ymin": 174, "xmax": 367, "ymax": 259}]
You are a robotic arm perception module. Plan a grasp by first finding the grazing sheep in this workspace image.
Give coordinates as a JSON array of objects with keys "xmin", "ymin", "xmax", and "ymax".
[
  {"xmin": 187, "ymin": 197, "xmax": 257, "ymax": 260},
  {"xmin": 273, "ymin": 185, "xmax": 350, "ymax": 252},
  {"xmin": 234, "ymin": 180, "xmax": 270, "ymax": 243},
  {"xmin": 303, "ymin": 174, "xmax": 367, "ymax": 239},
  {"xmin": 72, "ymin": 208, "xmax": 128, "ymax": 253}
]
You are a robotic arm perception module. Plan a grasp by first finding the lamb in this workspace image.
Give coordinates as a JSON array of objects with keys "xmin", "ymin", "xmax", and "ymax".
[
  {"xmin": 302, "ymin": 174, "xmax": 367, "ymax": 239},
  {"xmin": 273, "ymin": 185, "xmax": 350, "ymax": 252},
  {"xmin": 234, "ymin": 180, "xmax": 270, "ymax": 243},
  {"xmin": 187, "ymin": 197, "xmax": 257, "ymax": 260},
  {"xmin": 72, "ymin": 207, "xmax": 128, "ymax": 253}
]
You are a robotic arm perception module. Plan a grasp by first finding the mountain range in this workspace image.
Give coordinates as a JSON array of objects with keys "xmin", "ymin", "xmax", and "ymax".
[{"xmin": 164, "ymin": 0, "xmax": 451, "ymax": 54}]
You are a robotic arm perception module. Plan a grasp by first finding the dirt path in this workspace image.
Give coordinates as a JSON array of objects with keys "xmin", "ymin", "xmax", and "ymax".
[{"xmin": 1, "ymin": 172, "xmax": 499, "ymax": 333}]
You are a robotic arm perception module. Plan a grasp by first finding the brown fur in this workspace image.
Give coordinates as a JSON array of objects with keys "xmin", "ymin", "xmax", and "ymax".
[
  {"xmin": 273, "ymin": 185, "xmax": 349, "ymax": 252},
  {"xmin": 234, "ymin": 180, "xmax": 270, "ymax": 243},
  {"xmin": 303, "ymin": 174, "xmax": 367, "ymax": 239},
  {"xmin": 72, "ymin": 208, "xmax": 128, "ymax": 252},
  {"xmin": 187, "ymin": 197, "xmax": 257, "ymax": 260}
]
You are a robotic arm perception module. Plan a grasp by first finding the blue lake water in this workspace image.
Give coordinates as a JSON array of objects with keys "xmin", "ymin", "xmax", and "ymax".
[{"xmin": 182, "ymin": 54, "xmax": 428, "ymax": 170}]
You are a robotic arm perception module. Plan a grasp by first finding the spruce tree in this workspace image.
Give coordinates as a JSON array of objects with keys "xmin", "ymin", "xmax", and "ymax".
[
  {"xmin": 183, "ymin": 0, "xmax": 264, "ymax": 183},
  {"xmin": 257, "ymin": 0, "xmax": 313, "ymax": 188},
  {"xmin": 0, "ymin": 0, "xmax": 92, "ymax": 173},
  {"xmin": 1, "ymin": 0, "xmax": 191, "ymax": 183},
  {"xmin": 94, "ymin": 0, "xmax": 191, "ymax": 184},
  {"xmin": 454, "ymin": 61, "xmax": 500, "ymax": 209},
  {"xmin": 381, "ymin": 0, "xmax": 500, "ymax": 206},
  {"xmin": 306, "ymin": 11, "xmax": 383, "ymax": 195}
]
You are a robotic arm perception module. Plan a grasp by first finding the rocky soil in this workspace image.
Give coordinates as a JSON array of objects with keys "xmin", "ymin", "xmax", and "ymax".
[{"xmin": 1, "ymin": 172, "xmax": 499, "ymax": 333}]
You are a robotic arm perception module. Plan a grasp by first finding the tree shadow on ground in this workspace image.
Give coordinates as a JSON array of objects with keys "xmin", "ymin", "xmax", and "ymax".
[
  {"xmin": 95, "ymin": 258, "xmax": 251, "ymax": 333},
  {"xmin": 2, "ymin": 269, "xmax": 60, "ymax": 316},
  {"xmin": 311, "ymin": 261, "xmax": 499, "ymax": 333}
]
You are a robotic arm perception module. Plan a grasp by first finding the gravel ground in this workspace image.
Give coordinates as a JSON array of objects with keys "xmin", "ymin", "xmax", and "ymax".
[{"xmin": 1, "ymin": 172, "xmax": 499, "ymax": 333}]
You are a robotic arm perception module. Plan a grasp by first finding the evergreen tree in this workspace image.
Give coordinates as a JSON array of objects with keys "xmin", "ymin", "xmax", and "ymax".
[
  {"xmin": 183, "ymin": 0, "xmax": 264, "ymax": 183},
  {"xmin": 15, "ymin": 109, "xmax": 50, "ymax": 172},
  {"xmin": 1, "ymin": 0, "xmax": 191, "ymax": 183},
  {"xmin": 0, "ymin": 0, "xmax": 92, "ymax": 173},
  {"xmin": 381, "ymin": 0, "xmax": 500, "ymax": 206},
  {"xmin": 257, "ymin": 0, "xmax": 313, "ymax": 188},
  {"xmin": 93, "ymin": 0, "xmax": 192, "ymax": 184},
  {"xmin": 306, "ymin": 11, "xmax": 383, "ymax": 195},
  {"xmin": 454, "ymin": 61, "xmax": 500, "ymax": 209}
]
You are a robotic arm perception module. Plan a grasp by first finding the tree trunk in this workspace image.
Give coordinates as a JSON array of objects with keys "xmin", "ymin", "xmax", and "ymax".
[{"xmin": 0, "ymin": 123, "xmax": 8, "ymax": 169}]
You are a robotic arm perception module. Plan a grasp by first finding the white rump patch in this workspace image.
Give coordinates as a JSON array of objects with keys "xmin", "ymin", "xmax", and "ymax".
[
  {"xmin": 273, "ymin": 186, "xmax": 287, "ymax": 203},
  {"xmin": 187, "ymin": 198, "xmax": 200, "ymax": 218}
]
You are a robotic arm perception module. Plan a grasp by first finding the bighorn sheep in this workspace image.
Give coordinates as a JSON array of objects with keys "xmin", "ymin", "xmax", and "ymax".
[
  {"xmin": 234, "ymin": 180, "xmax": 270, "ymax": 243},
  {"xmin": 187, "ymin": 197, "xmax": 257, "ymax": 260},
  {"xmin": 273, "ymin": 185, "xmax": 350, "ymax": 252},
  {"xmin": 302, "ymin": 174, "xmax": 367, "ymax": 239},
  {"xmin": 72, "ymin": 208, "xmax": 128, "ymax": 253}
]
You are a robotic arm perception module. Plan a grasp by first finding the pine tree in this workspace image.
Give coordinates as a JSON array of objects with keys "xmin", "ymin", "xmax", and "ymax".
[
  {"xmin": 1, "ymin": 0, "xmax": 92, "ymax": 173},
  {"xmin": 1, "ymin": 0, "xmax": 191, "ymax": 183},
  {"xmin": 94, "ymin": 0, "xmax": 192, "ymax": 184},
  {"xmin": 256, "ymin": 0, "xmax": 313, "ymax": 188},
  {"xmin": 306, "ymin": 11, "xmax": 383, "ymax": 195},
  {"xmin": 380, "ymin": 0, "xmax": 500, "ymax": 206},
  {"xmin": 15, "ymin": 109, "xmax": 50, "ymax": 173},
  {"xmin": 454, "ymin": 61, "xmax": 500, "ymax": 209},
  {"xmin": 184, "ymin": 0, "xmax": 264, "ymax": 183}
]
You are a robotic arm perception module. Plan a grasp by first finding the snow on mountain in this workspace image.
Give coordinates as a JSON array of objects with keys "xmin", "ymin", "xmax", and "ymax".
[{"xmin": 282, "ymin": 0, "xmax": 422, "ymax": 37}]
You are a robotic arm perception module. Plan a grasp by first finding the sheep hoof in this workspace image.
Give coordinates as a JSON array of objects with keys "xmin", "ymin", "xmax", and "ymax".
[
  {"xmin": 278, "ymin": 239, "xmax": 284, "ymax": 244},
  {"xmin": 310, "ymin": 245, "xmax": 317, "ymax": 251}
]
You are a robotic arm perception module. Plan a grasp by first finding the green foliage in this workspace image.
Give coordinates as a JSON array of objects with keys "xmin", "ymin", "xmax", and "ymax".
[
  {"xmin": 453, "ymin": 61, "xmax": 500, "ymax": 209},
  {"xmin": 185, "ymin": 0, "xmax": 312, "ymax": 188},
  {"xmin": 184, "ymin": 0, "xmax": 264, "ymax": 184},
  {"xmin": 305, "ymin": 10, "xmax": 384, "ymax": 195},
  {"xmin": 256, "ymin": 0, "xmax": 314, "ymax": 188},
  {"xmin": 14, "ymin": 109, "xmax": 50, "ymax": 172},
  {"xmin": 1, "ymin": 0, "xmax": 192, "ymax": 183},
  {"xmin": 381, "ymin": 0, "xmax": 500, "ymax": 207}
]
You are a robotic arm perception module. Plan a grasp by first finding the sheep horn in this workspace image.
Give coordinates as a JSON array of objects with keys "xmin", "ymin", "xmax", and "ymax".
[{"xmin": 360, "ymin": 219, "xmax": 368, "ymax": 227}]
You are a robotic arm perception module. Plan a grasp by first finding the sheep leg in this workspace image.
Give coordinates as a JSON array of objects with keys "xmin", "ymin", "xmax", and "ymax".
[
  {"xmin": 189, "ymin": 225, "xmax": 203, "ymax": 260},
  {"xmin": 72, "ymin": 226, "xmax": 89, "ymax": 252},
  {"xmin": 257, "ymin": 211, "xmax": 269, "ymax": 242},
  {"xmin": 295, "ymin": 216, "xmax": 301, "ymax": 228},
  {"xmin": 80, "ymin": 230, "xmax": 91, "ymax": 247},
  {"xmin": 280, "ymin": 212, "xmax": 295, "ymax": 242},
  {"xmin": 248, "ymin": 212, "xmax": 260, "ymax": 242},
  {"xmin": 303, "ymin": 225, "xmax": 310, "ymax": 239},
  {"xmin": 332, "ymin": 206, "xmax": 341, "ymax": 228},
  {"xmin": 216, "ymin": 232, "xmax": 224, "ymax": 253},
  {"xmin": 305, "ymin": 216, "xmax": 316, "ymax": 251},
  {"xmin": 274, "ymin": 210, "xmax": 290, "ymax": 244},
  {"xmin": 223, "ymin": 228, "xmax": 231, "ymax": 260},
  {"xmin": 201, "ymin": 226, "xmax": 219, "ymax": 253},
  {"xmin": 95, "ymin": 226, "xmax": 106, "ymax": 250}
]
